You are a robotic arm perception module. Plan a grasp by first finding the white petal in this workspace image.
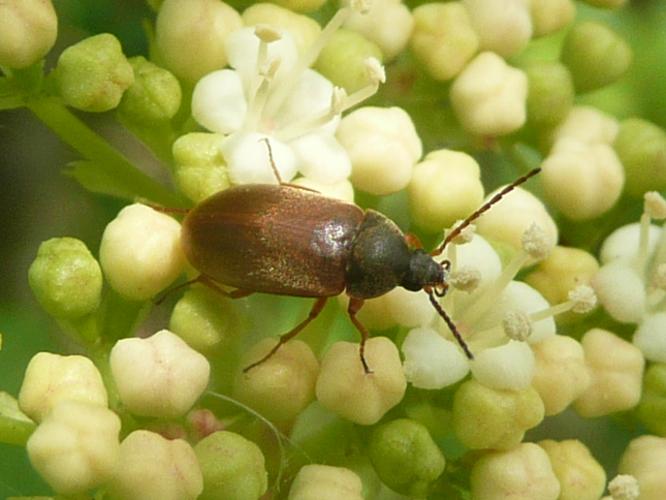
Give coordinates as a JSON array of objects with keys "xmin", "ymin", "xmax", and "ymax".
[
  {"xmin": 191, "ymin": 70, "xmax": 246, "ymax": 134},
  {"xmin": 471, "ymin": 340, "xmax": 535, "ymax": 390},
  {"xmin": 600, "ymin": 222, "xmax": 662, "ymax": 264},
  {"xmin": 289, "ymin": 133, "xmax": 351, "ymax": 184},
  {"xmin": 402, "ymin": 327, "xmax": 470, "ymax": 389},
  {"xmin": 274, "ymin": 69, "xmax": 335, "ymax": 130},
  {"xmin": 450, "ymin": 235, "xmax": 502, "ymax": 311},
  {"xmin": 221, "ymin": 132, "xmax": 297, "ymax": 185},
  {"xmin": 633, "ymin": 313, "xmax": 666, "ymax": 362},
  {"xmin": 592, "ymin": 261, "xmax": 646, "ymax": 324}
]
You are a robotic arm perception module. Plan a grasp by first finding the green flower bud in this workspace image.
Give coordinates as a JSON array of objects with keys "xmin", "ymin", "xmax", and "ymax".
[
  {"xmin": 560, "ymin": 21, "xmax": 632, "ymax": 93},
  {"xmin": 539, "ymin": 439, "xmax": 606, "ymax": 500},
  {"xmin": 156, "ymin": 0, "xmax": 242, "ymax": 83},
  {"xmin": 0, "ymin": 0, "xmax": 57, "ymax": 69},
  {"xmin": 118, "ymin": 56, "xmax": 181, "ymax": 125},
  {"xmin": 242, "ymin": 3, "xmax": 321, "ymax": 54},
  {"xmin": 614, "ymin": 118, "xmax": 666, "ymax": 197},
  {"xmin": 525, "ymin": 61, "xmax": 575, "ymax": 127},
  {"xmin": 314, "ymin": 29, "xmax": 383, "ymax": 93},
  {"xmin": 410, "ymin": 2, "xmax": 479, "ymax": 81},
  {"xmin": 529, "ymin": 0, "xmax": 575, "ymax": 38},
  {"xmin": 194, "ymin": 431, "xmax": 268, "ymax": 500},
  {"xmin": 266, "ymin": 0, "xmax": 327, "ymax": 13},
  {"xmin": 637, "ymin": 364, "xmax": 666, "ymax": 436},
  {"xmin": 288, "ymin": 464, "xmax": 364, "ymax": 500},
  {"xmin": 28, "ymin": 237, "xmax": 102, "ymax": 319},
  {"xmin": 173, "ymin": 132, "xmax": 229, "ymax": 203},
  {"xmin": 452, "ymin": 379, "xmax": 544, "ymax": 450},
  {"xmin": 581, "ymin": 0, "xmax": 627, "ymax": 8},
  {"xmin": 56, "ymin": 33, "xmax": 134, "ymax": 112},
  {"xmin": 368, "ymin": 419, "xmax": 445, "ymax": 497}
]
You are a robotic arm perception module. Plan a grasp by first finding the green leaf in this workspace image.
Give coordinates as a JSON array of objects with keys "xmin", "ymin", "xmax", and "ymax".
[
  {"xmin": 64, "ymin": 160, "xmax": 139, "ymax": 200},
  {"xmin": 0, "ymin": 392, "xmax": 35, "ymax": 447}
]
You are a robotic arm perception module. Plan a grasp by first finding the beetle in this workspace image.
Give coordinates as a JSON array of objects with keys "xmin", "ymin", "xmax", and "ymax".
[{"xmin": 178, "ymin": 143, "xmax": 540, "ymax": 373}]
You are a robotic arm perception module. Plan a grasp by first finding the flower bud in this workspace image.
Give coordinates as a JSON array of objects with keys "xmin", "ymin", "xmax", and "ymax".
[
  {"xmin": 27, "ymin": 401, "xmax": 120, "ymax": 495},
  {"xmin": 292, "ymin": 177, "xmax": 355, "ymax": 203},
  {"xmin": 451, "ymin": 51, "xmax": 528, "ymax": 136},
  {"xmin": 315, "ymin": 29, "xmax": 383, "ymax": 93},
  {"xmin": 56, "ymin": 34, "xmax": 134, "ymax": 112},
  {"xmin": 408, "ymin": 149, "xmax": 484, "ymax": 232},
  {"xmin": 637, "ymin": 364, "xmax": 666, "ymax": 436},
  {"xmin": 369, "ymin": 419, "xmax": 445, "ymax": 497},
  {"xmin": 0, "ymin": 0, "xmax": 57, "ymax": 69},
  {"xmin": 172, "ymin": 133, "xmax": 229, "ymax": 203},
  {"xmin": 107, "ymin": 430, "xmax": 203, "ymax": 500},
  {"xmin": 234, "ymin": 338, "xmax": 319, "ymax": 422},
  {"xmin": 539, "ymin": 439, "xmax": 606, "ymax": 500},
  {"xmin": 470, "ymin": 443, "xmax": 560, "ymax": 500},
  {"xmin": 574, "ymin": 328, "xmax": 644, "ymax": 417},
  {"xmin": 194, "ymin": 431, "xmax": 268, "ymax": 500},
  {"xmin": 552, "ymin": 105, "xmax": 619, "ymax": 146},
  {"xmin": 582, "ymin": 0, "xmax": 627, "ymax": 9},
  {"xmin": 541, "ymin": 139, "xmax": 624, "ymax": 220},
  {"xmin": 633, "ymin": 313, "xmax": 666, "ymax": 363},
  {"xmin": 452, "ymin": 379, "xmax": 544, "ymax": 450},
  {"xmin": 316, "ymin": 337, "xmax": 407, "ymax": 425},
  {"xmin": 110, "ymin": 329, "xmax": 210, "ymax": 418},
  {"xmin": 118, "ymin": 56, "xmax": 181, "ymax": 125},
  {"xmin": 471, "ymin": 340, "xmax": 535, "ymax": 391},
  {"xmin": 28, "ymin": 237, "xmax": 102, "ymax": 319},
  {"xmin": 525, "ymin": 61, "xmax": 575, "ymax": 127},
  {"xmin": 19, "ymin": 352, "xmax": 107, "ymax": 423},
  {"xmin": 529, "ymin": 0, "xmax": 575, "ymax": 37},
  {"xmin": 410, "ymin": 2, "xmax": 479, "ymax": 81},
  {"xmin": 382, "ymin": 287, "xmax": 436, "ymax": 327},
  {"xmin": 614, "ymin": 118, "xmax": 666, "ymax": 197},
  {"xmin": 463, "ymin": 0, "xmax": 533, "ymax": 58},
  {"xmin": 618, "ymin": 435, "xmax": 666, "ymax": 500},
  {"xmin": 288, "ymin": 464, "xmax": 364, "ymax": 500},
  {"xmin": 156, "ymin": 0, "xmax": 242, "ymax": 83},
  {"xmin": 600, "ymin": 222, "xmax": 662, "ymax": 264},
  {"xmin": 592, "ymin": 261, "xmax": 646, "ymax": 324},
  {"xmin": 532, "ymin": 335, "xmax": 590, "ymax": 415},
  {"xmin": 267, "ymin": 0, "xmax": 327, "ymax": 13},
  {"xmin": 243, "ymin": 3, "xmax": 322, "ymax": 52},
  {"xmin": 99, "ymin": 203, "xmax": 185, "ymax": 301},
  {"xmin": 343, "ymin": 0, "xmax": 414, "ymax": 61},
  {"xmin": 337, "ymin": 106, "xmax": 422, "ymax": 195},
  {"xmin": 561, "ymin": 21, "xmax": 632, "ymax": 93}
]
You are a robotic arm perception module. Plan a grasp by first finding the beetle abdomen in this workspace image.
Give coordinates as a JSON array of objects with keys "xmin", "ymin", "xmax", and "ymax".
[{"xmin": 181, "ymin": 185, "xmax": 365, "ymax": 297}]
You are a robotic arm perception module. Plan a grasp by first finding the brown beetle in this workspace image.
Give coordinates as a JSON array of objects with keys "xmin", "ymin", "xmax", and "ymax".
[{"xmin": 179, "ymin": 150, "xmax": 540, "ymax": 373}]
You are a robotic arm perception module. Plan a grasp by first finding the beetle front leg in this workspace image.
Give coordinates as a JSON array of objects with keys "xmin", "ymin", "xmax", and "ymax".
[
  {"xmin": 347, "ymin": 297, "xmax": 373, "ymax": 375},
  {"xmin": 243, "ymin": 296, "xmax": 328, "ymax": 373}
]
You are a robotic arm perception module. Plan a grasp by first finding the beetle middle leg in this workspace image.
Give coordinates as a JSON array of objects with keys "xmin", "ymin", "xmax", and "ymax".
[
  {"xmin": 243, "ymin": 296, "xmax": 328, "ymax": 373},
  {"xmin": 347, "ymin": 297, "xmax": 373, "ymax": 375},
  {"xmin": 155, "ymin": 274, "xmax": 253, "ymax": 305}
]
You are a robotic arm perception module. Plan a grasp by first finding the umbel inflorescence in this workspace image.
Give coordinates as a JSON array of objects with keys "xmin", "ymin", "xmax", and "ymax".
[{"xmin": 2, "ymin": 0, "xmax": 666, "ymax": 498}]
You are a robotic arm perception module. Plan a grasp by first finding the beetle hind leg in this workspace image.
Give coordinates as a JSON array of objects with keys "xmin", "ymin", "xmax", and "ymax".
[
  {"xmin": 243, "ymin": 297, "xmax": 328, "ymax": 373},
  {"xmin": 347, "ymin": 297, "xmax": 373, "ymax": 375}
]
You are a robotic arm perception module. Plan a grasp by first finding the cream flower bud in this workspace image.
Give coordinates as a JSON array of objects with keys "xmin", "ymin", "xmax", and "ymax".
[
  {"xmin": 463, "ymin": 0, "xmax": 532, "ymax": 57},
  {"xmin": 529, "ymin": 0, "xmax": 575, "ymax": 37},
  {"xmin": 110, "ymin": 330, "xmax": 210, "ymax": 418},
  {"xmin": 383, "ymin": 287, "xmax": 436, "ymax": 327},
  {"xmin": 172, "ymin": 132, "xmax": 229, "ymax": 203},
  {"xmin": 470, "ymin": 443, "xmax": 560, "ymax": 500},
  {"xmin": 541, "ymin": 139, "xmax": 624, "ymax": 220},
  {"xmin": 633, "ymin": 313, "xmax": 666, "ymax": 363},
  {"xmin": 410, "ymin": 2, "xmax": 479, "ymax": 81},
  {"xmin": 316, "ymin": 337, "xmax": 407, "ymax": 425},
  {"xmin": 525, "ymin": 61, "xmax": 575, "ymax": 127},
  {"xmin": 592, "ymin": 261, "xmax": 646, "ymax": 323},
  {"xmin": 100, "ymin": 203, "xmax": 185, "ymax": 301},
  {"xmin": 618, "ymin": 436, "xmax": 666, "ymax": 500},
  {"xmin": 288, "ymin": 465, "xmax": 364, "ymax": 500},
  {"xmin": 155, "ymin": 0, "xmax": 242, "ymax": 83},
  {"xmin": 242, "ymin": 3, "xmax": 321, "ymax": 52},
  {"xmin": 234, "ymin": 338, "xmax": 319, "ymax": 422},
  {"xmin": 292, "ymin": 177, "xmax": 355, "ymax": 203},
  {"xmin": 453, "ymin": 380, "xmax": 544, "ymax": 450},
  {"xmin": 451, "ymin": 52, "xmax": 528, "ymax": 136},
  {"xmin": 532, "ymin": 335, "xmax": 590, "ymax": 415},
  {"xmin": 471, "ymin": 340, "xmax": 535, "ymax": 390},
  {"xmin": 221, "ymin": 132, "xmax": 298, "ymax": 185},
  {"xmin": 408, "ymin": 149, "xmax": 484, "ymax": 232},
  {"xmin": 476, "ymin": 186, "xmax": 558, "ymax": 259},
  {"xmin": 600, "ymin": 223, "xmax": 662, "ymax": 264},
  {"xmin": 574, "ymin": 328, "xmax": 644, "ymax": 417},
  {"xmin": 343, "ymin": 0, "xmax": 414, "ymax": 61},
  {"xmin": 538, "ymin": 439, "xmax": 606, "ymax": 500},
  {"xmin": 608, "ymin": 474, "xmax": 640, "ymax": 500},
  {"xmin": 27, "ymin": 401, "xmax": 120, "ymax": 495},
  {"xmin": 402, "ymin": 327, "xmax": 470, "ymax": 389},
  {"xmin": 552, "ymin": 105, "xmax": 619, "ymax": 146},
  {"xmin": 337, "ymin": 106, "xmax": 422, "ymax": 195},
  {"xmin": 19, "ymin": 352, "xmax": 107, "ymax": 423},
  {"xmin": 0, "ymin": 0, "xmax": 57, "ymax": 69},
  {"xmin": 108, "ymin": 430, "xmax": 203, "ymax": 500}
]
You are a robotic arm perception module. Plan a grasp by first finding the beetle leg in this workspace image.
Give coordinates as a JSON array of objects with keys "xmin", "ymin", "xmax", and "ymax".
[
  {"xmin": 243, "ymin": 297, "xmax": 328, "ymax": 373},
  {"xmin": 347, "ymin": 297, "xmax": 373, "ymax": 375},
  {"xmin": 197, "ymin": 275, "xmax": 254, "ymax": 299}
]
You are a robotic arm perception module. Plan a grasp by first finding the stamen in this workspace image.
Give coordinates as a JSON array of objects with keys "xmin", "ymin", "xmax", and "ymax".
[
  {"xmin": 522, "ymin": 223, "xmax": 550, "ymax": 261},
  {"xmin": 242, "ymin": 59, "xmax": 280, "ymax": 133},
  {"xmin": 528, "ymin": 285, "xmax": 597, "ymax": 322},
  {"xmin": 502, "ymin": 310, "xmax": 532, "ymax": 341},
  {"xmin": 275, "ymin": 88, "xmax": 345, "ymax": 141},
  {"xmin": 636, "ymin": 212, "xmax": 651, "ymax": 274},
  {"xmin": 449, "ymin": 266, "xmax": 481, "ymax": 293},
  {"xmin": 644, "ymin": 191, "xmax": 666, "ymax": 220},
  {"xmin": 608, "ymin": 474, "xmax": 640, "ymax": 500}
]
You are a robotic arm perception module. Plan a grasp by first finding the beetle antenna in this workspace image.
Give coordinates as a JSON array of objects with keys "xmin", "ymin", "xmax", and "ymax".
[
  {"xmin": 426, "ymin": 288, "xmax": 474, "ymax": 359},
  {"xmin": 259, "ymin": 137, "xmax": 284, "ymax": 184},
  {"xmin": 431, "ymin": 167, "xmax": 541, "ymax": 257}
]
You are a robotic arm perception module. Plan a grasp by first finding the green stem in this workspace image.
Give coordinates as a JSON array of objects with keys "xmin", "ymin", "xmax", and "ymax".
[{"xmin": 26, "ymin": 96, "xmax": 185, "ymax": 207}]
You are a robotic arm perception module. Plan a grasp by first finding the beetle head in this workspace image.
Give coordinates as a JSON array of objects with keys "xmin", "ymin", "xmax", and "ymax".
[{"xmin": 400, "ymin": 249, "xmax": 447, "ymax": 292}]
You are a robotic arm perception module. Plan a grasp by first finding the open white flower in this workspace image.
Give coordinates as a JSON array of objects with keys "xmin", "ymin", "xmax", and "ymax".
[{"xmin": 191, "ymin": 5, "xmax": 386, "ymax": 187}]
